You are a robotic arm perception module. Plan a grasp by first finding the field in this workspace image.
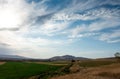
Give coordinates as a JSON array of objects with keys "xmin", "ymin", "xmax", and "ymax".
[
  {"xmin": 32, "ymin": 61, "xmax": 69, "ymax": 66},
  {"xmin": 0, "ymin": 62, "xmax": 64, "ymax": 79},
  {"xmin": 79, "ymin": 59, "xmax": 117, "ymax": 67},
  {"xmin": 0, "ymin": 62, "xmax": 5, "ymax": 65},
  {"xmin": 0, "ymin": 58, "xmax": 120, "ymax": 79},
  {"xmin": 51, "ymin": 63, "xmax": 120, "ymax": 79},
  {"xmin": 51, "ymin": 59, "xmax": 120, "ymax": 79}
]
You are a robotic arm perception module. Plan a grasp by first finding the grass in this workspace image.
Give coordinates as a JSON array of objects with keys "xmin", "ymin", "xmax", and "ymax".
[
  {"xmin": 51, "ymin": 63, "xmax": 120, "ymax": 79},
  {"xmin": 0, "ymin": 62, "xmax": 63, "ymax": 79},
  {"xmin": 79, "ymin": 60, "xmax": 117, "ymax": 67},
  {"xmin": 98, "ymin": 72, "xmax": 120, "ymax": 78},
  {"xmin": 33, "ymin": 61, "xmax": 69, "ymax": 66},
  {"xmin": 0, "ymin": 59, "xmax": 118, "ymax": 79}
]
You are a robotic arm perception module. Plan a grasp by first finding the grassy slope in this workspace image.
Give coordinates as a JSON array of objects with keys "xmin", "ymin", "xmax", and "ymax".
[{"xmin": 0, "ymin": 62, "xmax": 63, "ymax": 79}]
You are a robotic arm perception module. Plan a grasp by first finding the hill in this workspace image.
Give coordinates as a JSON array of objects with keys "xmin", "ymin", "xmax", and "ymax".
[
  {"xmin": 0, "ymin": 54, "xmax": 89, "ymax": 61},
  {"xmin": 49, "ymin": 55, "xmax": 89, "ymax": 61},
  {"xmin": 0, "ymin": 54, "xmax": 30, "ymax": 61}
]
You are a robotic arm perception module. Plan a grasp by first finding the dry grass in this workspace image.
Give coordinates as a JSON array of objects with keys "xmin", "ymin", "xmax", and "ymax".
[
  {"xmin": 0, "ymin": 62, "xmax": 5, "ymax": 65},
  {"xmin": 69, "ymin": 61, "xmax": 83, "ymax": 73},
  {"xmin": 30, "ymin": 61, "xmax": 68, "ymax": 66},
  {"xmin": 50, "ymin": 63, "xmax": 120, "ymax": 79}
]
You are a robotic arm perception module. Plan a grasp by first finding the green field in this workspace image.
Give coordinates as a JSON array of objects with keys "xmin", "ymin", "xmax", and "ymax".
[{"xmin": 0, "ymin": 62, "xmax": 63, "ymax": 79}]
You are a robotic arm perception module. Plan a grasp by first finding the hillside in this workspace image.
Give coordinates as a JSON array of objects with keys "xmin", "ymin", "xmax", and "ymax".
[
  {"xmin": 0, "ymin": 54, "xmax": 89, "ymax": 61},
  {"xmin": 49, "ymin": 55, "xmax": 89, "ymax": 61},
  {"xmin": 0, "ymin": 55, "xmax": 30, "ymax": 61}
]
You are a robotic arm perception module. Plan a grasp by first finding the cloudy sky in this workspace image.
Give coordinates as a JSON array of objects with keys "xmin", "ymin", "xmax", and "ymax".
[{"xmin": 0, "ymin": 0, "xmax": 120, "ymax": 58}]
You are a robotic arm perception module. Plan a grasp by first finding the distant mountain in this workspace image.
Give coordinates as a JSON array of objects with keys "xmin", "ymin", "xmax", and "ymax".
[
  {"xmin": 0, "ymin": 54, "xmax": 89, "ymax": 61},
  {"xmin": 49, "ymin": 55, "xmax": 89, "ymax": 61},
  {"xmin": 0, "ymin": 55, "xmax": 29, "ymax": 60}
]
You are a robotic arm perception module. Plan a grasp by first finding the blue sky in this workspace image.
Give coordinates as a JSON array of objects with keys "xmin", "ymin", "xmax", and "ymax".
[{"xmin": 0, "ymin": 0, "xmax": 120, "ymax": 58}]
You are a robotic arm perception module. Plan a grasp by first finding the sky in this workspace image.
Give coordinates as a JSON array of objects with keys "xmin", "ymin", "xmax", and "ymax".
[{"xmin": 0, "ymin": 0, "xmax": 120, "ymax": 59}]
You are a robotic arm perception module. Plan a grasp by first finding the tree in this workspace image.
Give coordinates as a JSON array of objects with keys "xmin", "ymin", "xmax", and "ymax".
[
  {"xmin": 114, "ymin": 52, "xmax": 120, "ymax": 58},
  {"xmin": 114, "ymin": 52, "xmax": 120, "ymax": 62}
]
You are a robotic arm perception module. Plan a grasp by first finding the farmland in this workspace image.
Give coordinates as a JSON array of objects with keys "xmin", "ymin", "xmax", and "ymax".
[
  {"xmin": 0, "ymin": 62, "xmax": 64, "ymax": 79},
  {"xmin": 51, "ymin": 59, "xmax": 120, "ymax": 79},
  {"xmin": 51, "ymin": 63, "xmax": 120, "ymax": 79},
  {"xmin": 0, "ymin": 58, "xmax": 119, "ymax": 79},
  {"xmin": 0, "ymin": 62, "xmax": 5, "ymax": 65}
]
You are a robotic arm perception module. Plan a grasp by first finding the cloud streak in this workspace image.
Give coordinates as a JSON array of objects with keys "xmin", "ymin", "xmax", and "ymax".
[{"xmin": 99, "ymin": 30, "xmax": 120, "ymax": 43}]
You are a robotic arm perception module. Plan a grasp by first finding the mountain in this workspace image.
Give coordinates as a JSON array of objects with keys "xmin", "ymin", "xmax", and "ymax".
[
  {"xmin": 49, "ymin": 55, "xmax": 89, "ymax": 61},
  {"xmin": 0, "ymin": 54, "xmax": 89, "ymax": 61},
  {"xmin": 0, "ymin": 54, "xmax": 29, "ymax": 61}
]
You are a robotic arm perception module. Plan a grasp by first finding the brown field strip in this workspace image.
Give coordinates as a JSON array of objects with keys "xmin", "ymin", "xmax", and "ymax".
[
  {"xmin": 28, "ymin": 62, "xmax": 68, "ymax": 66},
  {"xmin": 0, "ymin": 62, "xmax": 6, "ymax": 65},
  {"xmin": 50, "ymin": 63, "xmax": 120, "ymax": 79}
]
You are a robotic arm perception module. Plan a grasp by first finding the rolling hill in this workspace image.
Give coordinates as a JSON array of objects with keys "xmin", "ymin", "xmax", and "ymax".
[{"xmin": 49, "ymin": 55, "xmax": 89, "ymax": 61}]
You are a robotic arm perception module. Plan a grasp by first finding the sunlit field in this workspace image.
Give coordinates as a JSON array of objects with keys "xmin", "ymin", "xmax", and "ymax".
[
  {"xmin": 0, "ymin": 62, "xmax": 63, "ymax": 79},
  {"xmin": 0, "ymin": 58, "xmax": 120, "ymax": 79}
]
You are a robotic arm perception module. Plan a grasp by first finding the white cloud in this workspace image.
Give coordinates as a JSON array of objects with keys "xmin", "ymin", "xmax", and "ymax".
[
  {"xmin": 0, "ymin": 0, "xmax": 50, "ymax": 30},
  {"xmin": 0, "ymin": 0, "xmax": 33, "ymax": 29},
  {"xmin": 68, "ymin": 25, "xmax": 87, "ymax": 38},
  {"xmin": 52, "ymin": 13, "xmax": 97, "ymax": 21},
  {"xmin": 0, "ymin": 30, "xmax": 64, "ymax": 49},
  {"xmin": 52, "ymin": 6, "xmax": 120, "ymax": 21},
  {"xmin": 0, "ymin": 0, "xmax": 72, "ymax": 57},
  {"xmin": 104, "ymin": 0, "xmax": 120, "ymax": 5},
  {"xmin": 107, "ymin": 39, "xmax": 120, "ymax": 43},
  {"xmin": 0, "ymin": 30, "xmax": 68, "ymax": 58},
  {"xmin": 99, "ymin": 30, "xmax": 120, "ymax": 43},
  {"xmin": 0, "ymin": 0, "xmax": 120, "ymax": 58},
  {"xmin": 89, "ymin": 20, "xmax": 120, "ymax": 31},
  {"xmin": 51, "ymin": 0, "xmax": 101, "ymax": 21},
  {"xmin": 87, "ymin": 8, "xmax": 120, "ymax": 19},
  {"xmin": 62, "ymin": 0, "xmax": 106, "ymax": 13},
  {"xmin": 34, "ymin": 20, "xmax": 70, "ymax": 36},
  {"xmin": 15, "ymin": 46, "xmax": 59, "ymax": 58}
]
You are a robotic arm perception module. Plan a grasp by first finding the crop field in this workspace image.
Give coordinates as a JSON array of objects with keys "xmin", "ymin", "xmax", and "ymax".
[
  {"xmin": 33, "ymin": 61, "xmax": 70, "ymax": 66},
  {"xmin": 51, "ymin": 59, "xmax": 120, "ymax": 79},
  {"xmin": 0, "ymin": 62, "xmax": 63, "ymax": 79},
  {"xmin": 79, "ymin": 59, "xmax": 117, "ymax": 67},
  {"xmin": 0, "ymin": 62, "xmax": 5, "ymax": 65},
  {"xmin": 51, "ymin": 63, "xmax": 120, "ymax": 79},
  {"xmin": 0, "ymin": 59, "xmax": 119, "ymax": 79}
]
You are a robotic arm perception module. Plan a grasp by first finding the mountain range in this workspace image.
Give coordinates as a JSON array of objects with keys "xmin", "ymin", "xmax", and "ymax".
[
  {"xmin": 0, "ymin": 54, "xmax": 89, "ymax": 61},
  {"xmin": 49, "ymin": 55, "xmax": 89, "ymax": 61},
  {"xmin": 0, "ymin": 54, "xmax": 29, "ymax": 61}
]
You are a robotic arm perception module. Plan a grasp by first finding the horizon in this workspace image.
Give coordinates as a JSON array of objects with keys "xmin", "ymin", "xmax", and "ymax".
[
  {"xmin": 0, "ymin": 54, "xmax": 115, "ymax": 59},
  {"xmin": 0, "ymin": 0, "xmax": 120, "ymax": 59}
]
